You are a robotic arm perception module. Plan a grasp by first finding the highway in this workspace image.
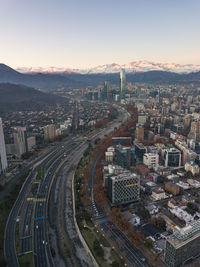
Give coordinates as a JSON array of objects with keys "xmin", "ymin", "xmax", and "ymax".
[
  {"xmin": 4, "ymin": 135, "xmax": 80, "ymax": 267},
  {"xmin": 33, "ymin": 140, "xmax": 84, "ymax": 267}
]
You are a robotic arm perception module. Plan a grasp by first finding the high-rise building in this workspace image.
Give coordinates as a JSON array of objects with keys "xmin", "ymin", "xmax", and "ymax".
[
  {"xmin": 188, "ymin": 120, "xmax": 200, "ymax": 141},
  {"xmin": 164, "ymin": 148, "xmax": 181, "ymax": 168},
  {"xmin": 103, "ymin": 81, "xmax": 108, "ymax": 100},
  {"xmin": 164, "ymin": 220, "xmax": 200, "ymax": 267},
  {"xmin": 116, "ymin": 145, "xmax": 135, "ymax": 169},
  {"xmin": 143, "ymin": 153, "xmax": 159, "ymax": 167},
  {"xmin": 0, "ymin": 118, "xmax": 8, "ymax": 174},
  {"xmin": 120, "ymin": 69, "xmax": 126, "ymax": 99},
  {"xmin": 135, "ymin": 143, "xmax": 147, "ymax": 161},
  {"xmin": 136, "ymin": 123, "xmax": 144, "ymax": 142},
  {"xmin": 43, "ymin": 124, "xmax": 56, "ymax": 141},
  {"xmin": 107, "ymin": 171, "xmax": 140, "ymax": 205},
  {"xmin": 13, "ymin": 127, "xmax": 27, "ymax": 158},
  {"xmin": 138, "ymin": 111, "xmax": 146, "ymax": 125}
]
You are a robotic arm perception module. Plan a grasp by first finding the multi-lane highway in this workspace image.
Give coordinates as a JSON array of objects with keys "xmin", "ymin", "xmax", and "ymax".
[
  {"xmin": 4, "ymin": 135, "xmax": 80, "ymax": 267},
  {"xmin": 33, "ymin": 139, "xmax": 84, "ymax": 267}
]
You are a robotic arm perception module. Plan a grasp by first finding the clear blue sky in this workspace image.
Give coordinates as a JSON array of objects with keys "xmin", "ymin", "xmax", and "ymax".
[{"xmin": 1, "ymin": 0, "xmax": 200, "ymax": 68}]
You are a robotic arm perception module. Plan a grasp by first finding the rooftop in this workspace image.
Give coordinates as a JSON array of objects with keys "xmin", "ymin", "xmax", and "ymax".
[{"xmin": 168, "ymin": 219, "xmax": 200, "ymax": 248}]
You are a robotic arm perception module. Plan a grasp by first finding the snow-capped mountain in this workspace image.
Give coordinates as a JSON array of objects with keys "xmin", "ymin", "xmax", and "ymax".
[{"xmin": 17, "ymin": 60, "xmax": 200, "ymax": 74}]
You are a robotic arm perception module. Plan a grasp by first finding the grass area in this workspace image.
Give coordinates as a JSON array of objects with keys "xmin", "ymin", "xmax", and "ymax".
[
  {"xmin": 0, "ymin": 171, "xmax": 29, "ymax": 266},
  {"xmin": 81, "ymin": 228, "xmax": 110, "ymax": 267},
  {"xmin": 95, "ymin": 230, "xmax": 110, "ymax": 247},
  {"xmin": 36, "ymin": 168, "xmax": 42, "ymax": 180},
  {"xmin": 111, "ymin": 249, "xmax": 125, "ymax": 266},
  {"xmin": 18, "ymin": 252, "xmax": 33, "ymax": 267}
]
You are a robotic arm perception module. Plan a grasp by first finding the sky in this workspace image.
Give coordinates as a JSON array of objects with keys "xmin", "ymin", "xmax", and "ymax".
[{"xmin": 0, "ymin": 0, "xmax": 200, "ymax": 69}]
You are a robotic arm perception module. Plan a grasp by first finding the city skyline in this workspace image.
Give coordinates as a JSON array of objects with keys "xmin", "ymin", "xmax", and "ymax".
[{"xmin": 1, "ymin": 0, "xmax": 200, "ymax": 68}]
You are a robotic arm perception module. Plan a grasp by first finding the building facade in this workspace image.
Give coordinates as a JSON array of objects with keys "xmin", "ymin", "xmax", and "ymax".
[
  {"xmin": 143, "ymin": 153, "xmax": 159, "ymax": 167},
  {"xmin": 165, "ymin": 220, "xmax": 200, "ymax": 267},
  {"xmin": 13, "ymin": 126, "xmax": 27, "ymax": 158},
  {"xmin": 164, "ymin": 148, "xmax": 181, "ymax": 168},
  {"xmin": 120, "ymin": 69, "xmax": 126, "ymax": 99},
  {"xmin": 0, "ymin": 118, "xmax": 8, "ymax": 173},
  {"xmin": 43, "ymin": 124, "xmax": 56, "ymax": 141},
  {"xmin": 107, "ymin": 172, "xmax": 140, "ymax": 205},
  {"xmin": 116, "ymin": 145, "xmax": 135, "ymax": 169}
]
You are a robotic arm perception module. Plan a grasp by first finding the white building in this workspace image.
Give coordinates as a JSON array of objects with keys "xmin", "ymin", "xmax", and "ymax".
[
  {"xmin": 13, "ymin": 126, "xmax": 27, "ymax": 158},
  {"xmin": 107, "ymin": 146, "xmax": 115, "ymax": 153},
  {"xmin": 185, "ymin": 161, "xmax": 199, "ymax": 176},
  {"xmin": 105, "ymin": 151, "xmax": 114, "ymax": 163},
  {"xmin": 143, "ymin": 153, "xmax": 159, "ymax": 167},
  {"xmin": 43, "ymin": 124, "xmax": 56, "ymax": 141},
  {"xmin": 176, "ymin": 181, "xmax": 190, "ymax": 190},
  {"xmin": 187, "ymin": 179, "xmax": 200, "ymax": 188},
  {"xmin": 169, "ymin": 207, "xmax": 193, "ymax": 224},
  {"xmin": 27, "ymin": 136, "xmax": 36, "ymax": 151},
  {"xmin": 145, "ymin": 204, "xmax": 159, "ymax": 215},
  {"xmin": 0, "ymin": 118, "xmax": 8, "ymax": 173},
  {"xmin": 151, "ymin": 188, "xmax": 167, "ymax": 201}
]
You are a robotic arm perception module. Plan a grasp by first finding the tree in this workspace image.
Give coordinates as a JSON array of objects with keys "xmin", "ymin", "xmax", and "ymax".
[
  {"xmin": 144, "ymin": 239, "xmax": 153, "ymax": 250},
  {"xmin": 93, "ymin": 239, "xmax": 104, "ymax": 257}
]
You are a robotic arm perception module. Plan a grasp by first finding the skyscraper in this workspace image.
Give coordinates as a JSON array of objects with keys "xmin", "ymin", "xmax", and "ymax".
[
  {"xmin": 120, "ymin": 68, "xmax": 126, "ymax": 99},
  {"xmin": 0, "ymin": 118, "xmax": 8, "ymax": 174},
  {"xmin": 13, "ymin": 127, "xmax": 27, "ymax": 158},
  {"xmin": 103, "ymin": 81, "xmax": 108, "ymax": 100},
  {"xmin": 43, "ymin": 124, "xmax": 56, "ymax": 141}
]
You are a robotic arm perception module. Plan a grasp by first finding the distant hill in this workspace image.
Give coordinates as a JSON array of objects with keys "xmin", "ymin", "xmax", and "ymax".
[
  {"xmin": 0, "ymin": 83, "xmax": 65, "ymax": 112},
  {"xmin": 0, "ymin": 64, "xmax": 84, "ymax": 90},
  {"xmin": 0, "ymin": 63, "xmax": 200, "ymax": 90}
]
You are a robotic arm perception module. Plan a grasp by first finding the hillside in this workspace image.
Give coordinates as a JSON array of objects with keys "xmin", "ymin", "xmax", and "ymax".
[{"xmin": 0, "ymin": 83, "xmax": 65, "ymax": 112}]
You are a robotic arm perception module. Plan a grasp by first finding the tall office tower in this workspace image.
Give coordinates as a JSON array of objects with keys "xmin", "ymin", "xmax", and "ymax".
[
  {"xmin": 183, "ymin": 115, "xmax": 191, "ymax": 130},
  {"xmin": 120, "ymin": 68, "xmax": 126, "ymax": 99},
  {"xmin": 103, "ymin": 81, "xmax": 108, "ymax": 100},
  {"xmin": 13, "ymin": 127, "xmax": 27, "ymax": 158},
  {"xmin": 164, "ymin": 220, "xmax": 200, "ymax": 267},
  {"xmin": 0, "ymin": 118, "xmax": 8, "ymax": 173},
  {"xmin": 136, "ymin": 123, "xmax": 144, "ymax": 142},
  {"xmin": 43, "ymin": 124, "xmax": 56, "ymax": 141},
  {"xmin": 116, "ymin": 145, "xmax": 135, "ymax": 169},
  {"xmin": 138, "ymin": 111, "xmax": 146, "ymax": 125}
]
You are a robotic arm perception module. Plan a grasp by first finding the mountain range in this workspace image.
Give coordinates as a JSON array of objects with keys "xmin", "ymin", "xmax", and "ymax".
[
  {"xmin": 17, "ymin": 60, "xmax": 200, "ymax": 74},
  {"xmin": 0, "ymin": 83, "xmax": 64, "ymax": 112},
  {"xmin": 0, "ymin": 63, "xmax": 200, "ymax": 90}
]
